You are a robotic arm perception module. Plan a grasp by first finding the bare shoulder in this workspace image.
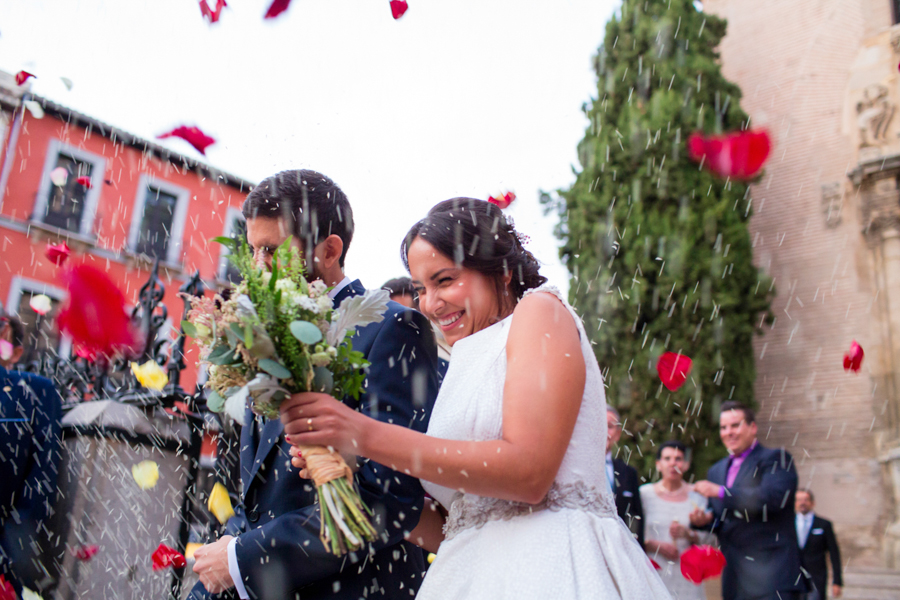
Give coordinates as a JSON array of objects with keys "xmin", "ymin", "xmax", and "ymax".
[{"xmin": 508, "ymin": 291, "xmax": 580, "ymax": 346}]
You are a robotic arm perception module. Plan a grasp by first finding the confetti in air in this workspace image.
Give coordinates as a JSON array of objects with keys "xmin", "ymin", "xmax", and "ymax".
[
  {"xmin": 45, "ymin": 242, "xmax": 71, "ymax": 266},
  {"xmin": 843, "ymin": 340, "xmax": 864, "ymax": 373},
  {"xmin": 151, "ymin": 543, "xmax": 186, "ymax": 570},
  {"xmin": 687, "ymin": 129, "xmax": 771, "ymax": 181},
  {"xmin": 487, "ymin": 191, "xmax": 516, "ymax": 209},
  {"xmin": 131, "ymin": 460, "xmax": 160, "ymax": 490},
  {"xmin": 156, "ymin": 125, "xmax": 216, "ymax": 156},
  {"xmin": 656, "ymin": 351, "xmax": 693, "ymax": 392},
  {"xmin": 29, "ymin": 294, "xmax": 52, "ymax": 316},
  {"xmin": 390, "ymin": 0, "xmax": 408, "ymax": 19},
  {"xmin": 680, "ymin": 545, "xmax": 726, "ymax": 583},
  {"xmin": 15, "ymin": 70, "xmax": 35, "ymax": 86}
]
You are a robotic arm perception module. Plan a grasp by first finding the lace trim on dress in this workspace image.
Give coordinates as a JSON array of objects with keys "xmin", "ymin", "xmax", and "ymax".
[{"xmin": 442, "ymin": 481, "xmax": 618, "ymax": 540}]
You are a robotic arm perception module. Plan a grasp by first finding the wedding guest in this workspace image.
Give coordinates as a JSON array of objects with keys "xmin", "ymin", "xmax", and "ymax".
[
  {"xmin": 640, "ymin": 440, "xmax": 711, "ymax": 599},
  {"xmin": 382, "ymin": 276, "xmax": 451, "ymax": 376},
  {"xmin": 796, "ymin": 489, "xmax": 842, "ymax": 600},
  {"xmin": 382, "ymin": 277, "xmax": 417, "ymax": 309},
  {"xmin": 607, "ymin": 406, "xmax": 644, "ymax": 547},
  {"xmin": 0, "ymin": 315, "xmax": 24, "ymax": 368},
  {"xmin": 0, "ymin": 314, "xmax": 62, "ymax": 597},
  {"xmin": 188, "ymin": 170, "xmax": 441, "ymax": 600},
  {"xmin": 690, "ymin": 401, "xmax": 805, "ymax": 600}
]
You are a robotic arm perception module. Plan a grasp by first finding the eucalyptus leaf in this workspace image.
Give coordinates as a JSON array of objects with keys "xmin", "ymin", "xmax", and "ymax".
[
  {"xmin": 258, "ymin": 358, "xmax": 291, "ymax": 379},
  {"xmin": 207, "ymin": 390, "xmax": 226, "ymax": 412},
  {"xmin": 290, "ymin": 320, "xmax": 323, "ymax": 345},
  {"xmin": 182, "ymin": 320, "xmax": 199, "ymax": 338},
  {"xmin": 312, "ymin": 367, "xmax": 334, "ymax": 394}
]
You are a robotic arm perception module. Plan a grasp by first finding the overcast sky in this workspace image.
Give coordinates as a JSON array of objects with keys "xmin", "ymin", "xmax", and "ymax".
[{"xmin": 1, "ymin": 0, "xmax": 619, "ymax": 293}]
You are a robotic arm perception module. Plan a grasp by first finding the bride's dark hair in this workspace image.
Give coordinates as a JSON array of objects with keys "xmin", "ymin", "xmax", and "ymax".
[{"xmin": 401, "ymin": 198, "xmax": 547, "ymax": 303}]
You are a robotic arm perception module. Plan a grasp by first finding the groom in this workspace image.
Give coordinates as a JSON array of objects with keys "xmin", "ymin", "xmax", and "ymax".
[{"xmin": 189, "ymin": 169, "xmax": 440, "ymax": 600}]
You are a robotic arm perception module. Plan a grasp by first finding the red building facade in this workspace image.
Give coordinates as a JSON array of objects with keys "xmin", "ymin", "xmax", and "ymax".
[{"xmin": 0, "ymin": 72, "xmax": 251, "ymax": 392}]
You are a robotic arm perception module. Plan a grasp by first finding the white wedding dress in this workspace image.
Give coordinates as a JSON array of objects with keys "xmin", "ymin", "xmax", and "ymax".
[{"xmin": 418, "ymin": 285, "xmax": 671, "ymax": 599}]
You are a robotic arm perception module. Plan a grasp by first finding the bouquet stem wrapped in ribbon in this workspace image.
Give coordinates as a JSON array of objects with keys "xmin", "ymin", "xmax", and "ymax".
[{"xmin": 184, "ymin": 237, "xmax": 388, "ymax": 554}]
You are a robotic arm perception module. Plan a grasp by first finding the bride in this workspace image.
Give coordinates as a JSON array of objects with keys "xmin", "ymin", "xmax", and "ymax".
[{"xmin": 280, "ymin": 198, "xmax": 670, "ymax": 599}]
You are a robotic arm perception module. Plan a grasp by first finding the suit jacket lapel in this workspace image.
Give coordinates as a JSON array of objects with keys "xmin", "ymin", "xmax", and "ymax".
[
  {"xmin": 244, "ymin": 418, "xmax": 284, "ymax": 498},
  {"xmin": 731, "ymin": 442, "xmax": 764, "ymax": 487},
  {"xmin": 332, "ymin": 279, "xmax": 366, "ymax": 309}
]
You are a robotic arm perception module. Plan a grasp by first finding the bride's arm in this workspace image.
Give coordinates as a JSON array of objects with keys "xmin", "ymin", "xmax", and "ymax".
[
  {"xmin": 282, "ymin": 292, "xmax": 586, "ymax": 505},
  {"xmin": 405, "ymin": 497, "xmax": 446, "ymax": 553}
]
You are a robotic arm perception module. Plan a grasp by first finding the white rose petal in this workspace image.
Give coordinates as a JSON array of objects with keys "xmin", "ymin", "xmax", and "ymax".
[
  {"xmin": 308, "ymin": 280, "xmax": 328, "ymax": 298},
  {"xmin": 224, "ymin": 386, "xmax": 249, "ymax": 426}
]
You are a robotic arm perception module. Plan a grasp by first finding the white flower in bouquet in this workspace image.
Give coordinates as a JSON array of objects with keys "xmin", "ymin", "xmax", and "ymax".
[
  {"xmin": 316, "ymin": 295, "xmax": 332, "ymax": 314},
  {"xmin": 275, "ymin": 279, "xmax": 297, "ymax": 293},
  {"xmin": 224, "ymin": 385, "xmax": 249, "ymax": 426},
  {"xmin": 308, "ymin": 280, "xmax": 328, "ymax": 298}
]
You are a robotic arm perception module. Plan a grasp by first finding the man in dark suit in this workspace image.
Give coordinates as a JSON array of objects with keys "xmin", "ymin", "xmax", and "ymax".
[
  {"xmin": 796, "ymin": 489, "xmax": 842, "ymax": 599},
  {"xmin": 606, "ymin": 406, "xmax": 644, "ymax": 548},
  {"xmin": 0, "ymin": 315, "xmax": 63, "ymax": 597},
  {"xmin": 691, "ymin": 401, "xmax": 805, "ymax": 600},
  {"xmin": 189, "ymin": 170, "xmax": 440, "ymax": 600}
]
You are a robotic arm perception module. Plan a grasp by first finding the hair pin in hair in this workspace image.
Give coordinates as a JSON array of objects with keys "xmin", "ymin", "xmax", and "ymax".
[{"xmin": 487, "ymin": 191, "xmax": 516, "ymax": 210}]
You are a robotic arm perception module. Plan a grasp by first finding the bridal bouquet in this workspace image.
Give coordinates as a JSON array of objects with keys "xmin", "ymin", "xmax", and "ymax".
[{"xmin": 183, "ymin": 236, "xmax": 390, "ymax": 555}]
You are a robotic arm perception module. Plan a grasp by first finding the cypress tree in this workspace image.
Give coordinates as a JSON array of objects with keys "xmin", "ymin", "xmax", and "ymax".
[{"xmin": 544, "ymin": 0, "xmax": 773, "ymax": 477}]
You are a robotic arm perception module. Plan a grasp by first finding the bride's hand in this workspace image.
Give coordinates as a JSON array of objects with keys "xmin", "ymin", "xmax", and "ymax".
[
  {"xmin": 280, "ymin": 391, "xmax": 365, "ymax": 455},
  {"xmin": 288, "ymin": 445, "xmax": 310, "ymax": 478}
]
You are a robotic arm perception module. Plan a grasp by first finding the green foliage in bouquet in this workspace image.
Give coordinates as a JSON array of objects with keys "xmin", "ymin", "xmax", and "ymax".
[
  {"xmin": 543, "ymin": 0, "xmax": 773, "ymax": 478},
  {"xmin": 184, "ymin": 236, "xmax": 390, "ymax": 554}
]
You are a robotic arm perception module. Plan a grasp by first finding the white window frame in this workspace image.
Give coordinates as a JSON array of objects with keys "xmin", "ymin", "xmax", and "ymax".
[
  {"xmin": 34, "ymin": 139, "xmax": 107, "ymax": 238},
  {"xmin": 128, "ymin": 175, "xmax": 190, "ymax": 266},
  {"xmin": 6, "ymin": 275, "xmax": 72, "ymax": 358},
  {"xmin": 217, "ymin": 207, "xmax": 245, "ymax": 281}
]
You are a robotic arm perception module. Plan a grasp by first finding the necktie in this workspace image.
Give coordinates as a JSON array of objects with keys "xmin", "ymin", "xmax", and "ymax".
[{"xmin": 606, "ymin": 459, "xmax": 615, "ymax": 492}]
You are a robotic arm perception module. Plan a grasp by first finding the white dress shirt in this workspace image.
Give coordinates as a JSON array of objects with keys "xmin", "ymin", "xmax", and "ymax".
[
  {"xmin": 227, "ymin": 274, "xmax": 353, "ymax": 599},
  {"xmin": 796, "ymin": 511, "xmax": 815, "ymax": 549}
]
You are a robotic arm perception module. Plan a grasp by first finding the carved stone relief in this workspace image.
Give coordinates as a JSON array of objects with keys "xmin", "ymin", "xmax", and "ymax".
[
  {"xmin": 857, "ymin": 84, "xmax": 895, "ymax": 147},
  {"xmin": 821, "ymin": 182, "xmax": 843, "ymax": 228}
]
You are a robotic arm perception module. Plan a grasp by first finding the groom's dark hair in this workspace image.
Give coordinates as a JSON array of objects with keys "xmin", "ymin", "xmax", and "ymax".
[{"xmin": 242, "ymin": 169, "xmax": 354, "ymax": 267}]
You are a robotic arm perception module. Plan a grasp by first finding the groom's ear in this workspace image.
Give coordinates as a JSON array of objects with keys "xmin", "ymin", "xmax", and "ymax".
[{"xmin": 316, "ymin": 234, "xmax": 344, "ymax": 270}]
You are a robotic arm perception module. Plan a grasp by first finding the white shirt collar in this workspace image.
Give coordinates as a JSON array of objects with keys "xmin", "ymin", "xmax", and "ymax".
[
  {"xmin": 327, "ymin": 276, "xmax": 352, "ymax": 300},
  {"xmin": 606, "ymin": 451, "xmax": 613, "ymax": 463}
]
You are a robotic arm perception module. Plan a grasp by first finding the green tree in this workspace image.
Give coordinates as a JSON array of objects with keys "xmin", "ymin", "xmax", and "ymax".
[{"xmin": 544, "ymin": 0, "xmax": 773, "ymax": 479}]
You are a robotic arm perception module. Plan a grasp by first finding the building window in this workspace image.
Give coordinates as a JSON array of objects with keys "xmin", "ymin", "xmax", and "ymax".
[
  {"xmin": 218, "ymin": 208, "xmax": 246, "ymax": 284},
  {"xmin": 129, "ymin": 176, "xmax": 190, "ymax": 265},
  {"xmin": 6, "ymin": 277, "xmax": 69, "ymax": 367},
  {"xmin": 34, "ymin": 140, "xmax": 105, "ymax": 238}
]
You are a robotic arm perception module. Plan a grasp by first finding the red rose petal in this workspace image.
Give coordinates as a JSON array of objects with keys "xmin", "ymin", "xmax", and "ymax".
[
  {"xmin": 76, "ymin": 175, "xmax": 93, "ymax": 189},
  {"xmin": 73, "ymin": 544, "xmax": 100, "ymax": 561},
  {"xmin": 45, "ymin": 241, "xmax": 71, "ymax": 266},
  {"xmin": 656, "ymin": 351, "xmax": 693, "ymax": 392},
  {"xmin": 264, "ymin": 0, "xmax": 292, "ymax": 19},
  {"xmin": 687, "ymin": 129, "xmax": 771, "ymax": 181},
  {"xmin": 680, "ymin": 545, "xmax": 726, "ymax": 583},
  {"xmin": 15, "ymin": 71, "xmax": 35, "ymax": 86},
  {"xmin": 843, "ymin": 340, "xmax": 864, "ymax": 373},
  {"xmin": 199, "ymin": 0, "xmax": 227, "ymax": 23},
  {"xmin": 157, "ymin": 125, "xmax": 216, "ymax": 156},
  {"xmin": 0, "ymin": 575, "xmax": 15, "ymax": 600},
  {"xmin": 487, "ymin": 191, "xmax": 516, "ymax": 210},
  {"xmin": 649, "ymin": 557, "xmax": 662, "ymax": 570},
  {"xmin": 151, "ymin": 543, "xmax": 186, "ymax": 571},
  {"xmin": 390, "ymin": 0, "xmax": 408, "ymax": 19},
  {"xmin": 57, "ymin": 264, "xmax": 141, "ymax": 362}
]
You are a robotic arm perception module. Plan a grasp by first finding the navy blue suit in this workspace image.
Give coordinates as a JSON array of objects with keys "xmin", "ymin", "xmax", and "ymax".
[
  {"xmin": 703, "ymin": 443, "xmax": 805, "ymax": 600},
  {"xmin": 0, "ymin": 366, "xmax": 62, "ymax": 596},
  {"xmin": 190, "ymin": 280, "xmax": 440, "ymax": 600}
]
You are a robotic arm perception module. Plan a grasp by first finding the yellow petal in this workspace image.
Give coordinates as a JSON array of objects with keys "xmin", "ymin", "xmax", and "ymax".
[
  {"xmin": 207, "ymin": 482, "xmax": 235, "ymax": 525},
  {"xmin": 22, "ymin": 588, "xmax": 44, "ymax": 600},
  {"xmin": 132, "ymin": 460, "xmax": 160, "ymax": 490},
  {"xmin": 131, "ymin": 360, "xmax": 168, "ymax": 391},
  {"xmin": 426, "ymin": 552, "xmax": 436, "ymax": 564},
  {"xmin": 185, "ymin": 542, "xmax": 203, "ymax": 561}
]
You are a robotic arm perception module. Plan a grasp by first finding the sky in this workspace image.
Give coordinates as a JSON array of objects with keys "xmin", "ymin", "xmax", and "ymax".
[{"xmin": 1, "ymin": 0, "xmax": 620, "ymax": 293}]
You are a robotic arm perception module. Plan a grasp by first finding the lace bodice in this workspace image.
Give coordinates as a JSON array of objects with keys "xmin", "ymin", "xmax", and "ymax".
[{"xmin": 423, "ymin": 284, "xmax": 615, "ymax": 535}]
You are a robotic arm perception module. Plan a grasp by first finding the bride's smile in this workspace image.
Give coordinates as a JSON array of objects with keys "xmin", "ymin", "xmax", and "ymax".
[{"xmin": 407, "ymin": 237, "xmax": 512, "ymax": 346}]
